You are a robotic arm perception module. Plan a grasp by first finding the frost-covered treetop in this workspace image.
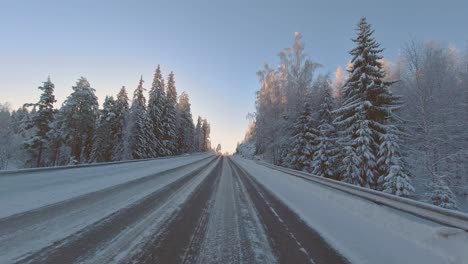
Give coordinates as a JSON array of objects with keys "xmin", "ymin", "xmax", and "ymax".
[
  {"xmin": 349, "ymin": 17, "xmax": 385, "ymax": 77},
  {"xmin": 151, "ymin": 65, "xmax": 165, "ymax": 94},
  {"xmin": 132, "ymin": 76, "xmax": 146, "ymax": 110}
]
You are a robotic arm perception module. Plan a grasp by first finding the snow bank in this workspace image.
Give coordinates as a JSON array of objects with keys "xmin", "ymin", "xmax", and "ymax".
[
  {"xmin": 233, "ymin": 156, "xmax": 468, "ymax": 264},
  {"xmin": 236, "ymin": 139, "xmax": 256, "ymax": 160}
]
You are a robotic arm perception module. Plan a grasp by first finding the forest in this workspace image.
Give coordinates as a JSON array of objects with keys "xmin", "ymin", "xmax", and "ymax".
[
  {"xmin": 237, "ymin": 17, "xmax": 468, "ymax": 211},
  {"xmin": 0, "ymin": 65, "xmax": 211, "ymax": 169}
]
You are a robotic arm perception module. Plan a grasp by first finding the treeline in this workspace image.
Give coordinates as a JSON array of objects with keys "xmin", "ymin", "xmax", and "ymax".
[
  {"xmin": 0, "ymin": 65, "xmax": 211, "ymax": 168},
  {"xmin": 237, "ymin": 17, "xmax": 468, "ymax": 210}
]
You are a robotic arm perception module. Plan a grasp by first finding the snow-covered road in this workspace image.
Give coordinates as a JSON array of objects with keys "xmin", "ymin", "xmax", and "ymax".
[
  {"xmin": 195, "ymin": 157, "xmax": 275, "ymax": 264},
  {"xmin": 1, "ymin": 155, "xmax": 467, "ymax": 264},
  {"xmin": 0, "ymin": 154, "xmax": 214, "ymax": 263},
  {"xmin": 232, "ymin": 156, "xmax": 468, "ymax": 264}
]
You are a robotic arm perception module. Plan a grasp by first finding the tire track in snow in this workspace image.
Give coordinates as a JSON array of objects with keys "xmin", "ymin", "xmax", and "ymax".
[
  {"xmin": 128, "ymin": 156, "xmax": 223, "ymax": 264},
  {"xmin": 230, "ymin": 157, "xmax": 349, "ymax": 264},
  {"xmin": 16, "ymin": 157, "xmax": 219, "ymax": 264},
  {"xmin": 194, "ymin": 157, "xmax": 276, "ymax": 264},
  {"xmin": 0, "ymin": 156, "xmax": 214, "ymax": 263}
]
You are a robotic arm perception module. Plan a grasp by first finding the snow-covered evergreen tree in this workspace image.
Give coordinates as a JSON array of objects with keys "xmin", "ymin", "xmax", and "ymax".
[
  {"xmin": 378, "ymin": 126, "xmax": 414, "ymax": 197},
  {"xmin": 427, "ymin": 176, "xmax": 458, "ymax": 210},
  {"xmin": 128, "ymin": 77, "xmax": 155, "ymax": 159},
  {"xmin": 59, "ymin": 77, "xmax": 99, "ymax": 163},
  {"xmin": 162, "ymin": 72, "xmax": 178, "ymax": 155},
  {"xmin": 47, "ymin": 115, "xmax": 66, "ymax": 166},
  {"xmin": 339, "ymin": 145, "xmax": 362, "ymax": 185},
  {"xmin": 148, "ymin": 65, "xmax": 167, "ymax": 156},
  {"xmin": 0, "ymin": 103, "xmax": 27, "ymax": 170},
  {"xmin": 177, "ymin": 92, "xmax": 195, "ymax": 153},
  {"xmin": 312, "ymin": 82, "xmax": 338, "ymax": 179},
  {"xmin": 334, "ymin": 17, "xmax": 399, "ymax": 189},
  {"xmin": 23, "ymin": 77, "xmax": 56, "ymax": 167},
  {"xmin": 143, "ymin": 111, "xmax": 158, "ymax": 158},
  {"xmin": 90, "ymin": 96, "xmax": 117, "ymax": 162},
  {"xmin": 288, "ymin": 102, "xmax": 317, "ymax": 172},
  {"xmin": 10, "ymin": 106, "xmax": 30, "ymax": 136},
  {"xmin": 194, "ymin": 116, "xmax": 203, "ymax": 152},
  {"xmin": 112, "ymin": 86, "xmax": 129, "ymax": 160},
  {"xmin": 201, "ymin": 119, "xmax": 211, "ymax": 151}
]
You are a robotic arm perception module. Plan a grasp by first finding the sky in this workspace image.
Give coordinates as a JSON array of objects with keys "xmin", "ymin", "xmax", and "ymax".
[{"xmin": 1, "ymin": 0, "xmax": 467, "ymax": 153}]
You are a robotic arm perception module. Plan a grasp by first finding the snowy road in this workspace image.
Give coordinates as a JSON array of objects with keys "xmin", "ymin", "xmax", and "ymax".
[{"xmin": 1, "ymin": 155, "xmax": 467, "ymax": 263}]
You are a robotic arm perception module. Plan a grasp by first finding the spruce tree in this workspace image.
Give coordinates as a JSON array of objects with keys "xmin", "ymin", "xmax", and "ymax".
[
  {"xmin": 312, "ymin": 83, "xmax": 338, "ymax": 179},
  {"xmin": 177, "ymin": 92, "xmax": 195, "ymax": 153},
  {"xmin": 143, "ymin": 111, "xmax": 158, "ymax": 158},
  {"xmin": 289, "ymin": 102, "xmax": 317, "ymax": 172},
  {"xmin": 112, "ymin": 86, "xmax": 129, "ymax": 160},
  {"xmin": 148, "ymin": 65, "xmax": 167, "ymax": 156},
  {"xmin": 90, "ymin": 96, "xmax": 117, "ymax": 162},
  {"xmin": 201, "ymin": 118, "xmax": 211, "ymax": 151},
  {"xmin": 162, "ymin": 72, "xmax": 178, "ymax": 155},
  {"xmin": 334, "ymin": 17, "xmax": 400, "ymax": 189},
  {"xmin": 23, "ymin": 77, "xmax": 56, "ymax": 167},
  {"xmin": 128, "ymin": 77, "xmax": 152, "ymax": 159},
  {"xmin": 427, "ymin": 176, "xmax": 458, "ymax": 210},
  {"xmin": 194, "ymin": 116, "xmax": 203, "ymax": 152},
  {"xmin": 47, "ymin": 114, "xmax": 66, "ymax": 166},
  {"xmin": 378, "ymin": 126, "xmax": 414, "ymax": 197}
]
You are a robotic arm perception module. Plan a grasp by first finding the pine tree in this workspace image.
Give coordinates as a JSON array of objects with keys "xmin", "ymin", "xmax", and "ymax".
[
  {"xmin": 23, "ymin": 77, "xmax": 56, "ymax": 167},
  {"xmin": 60, "ymin": 77, "xmax": 99, "ymax": 163},
  {"xmin": 162, "ymin": 72, "xmax": 178, "ymax": 155},
  {"xmin": 334, "ymin": 17, "xmax": 399, "ymax": 189},
  {"xmin": 312, "ymin": 83, "xmax": 338, "ymax": 179},
  {"xmin": 112, "ymin": 86, "xmax": 129, "ymax": 160},
  {"xmin": 148, "ymin": 65, "xmax": 167, "ymax": 156},
  {"xmin": 289, "ymin": 102, "xmax": 317, "ymax": 172},
  {"xmin": 177, "ymin": 92, "xmax": 195, "ymax": 153}
]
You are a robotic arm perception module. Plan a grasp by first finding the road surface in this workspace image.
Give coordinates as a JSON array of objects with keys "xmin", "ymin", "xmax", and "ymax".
[
  {"xmin": 0, "ymin": 155, "xmax": 347, "ymax": 264},
  {"xmin": 1, "ymin": 154, "xmax": 466, "ymax": 264}
]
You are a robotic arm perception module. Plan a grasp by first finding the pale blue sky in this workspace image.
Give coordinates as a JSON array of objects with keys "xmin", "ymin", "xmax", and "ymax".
[{"xmin": 1, "ymin": 0, "xmax": 467, "ymax": 152}]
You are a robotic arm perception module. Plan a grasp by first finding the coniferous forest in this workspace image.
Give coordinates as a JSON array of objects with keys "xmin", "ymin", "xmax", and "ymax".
[
  {"xmin": 236, "ymin": 17, "xmax": 468, "ymax": 211},
  {"xmin": 2, "ymin": 2, "xmax": 468, "ymax": 262},
  {"xmin": 0, "ymin": 65, "xmax": 211, "ymax": 169}
]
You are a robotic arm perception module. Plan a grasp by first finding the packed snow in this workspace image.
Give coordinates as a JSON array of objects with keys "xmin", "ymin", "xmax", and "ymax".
[
  {"xmin": 0, "ymin": 153, "xmax": 211, "ymax": 218},
  {"xmin": 196, "ymin": 158, "xmax": 275, "ymax": 264},
  {"xmin": 233, "ymin": 156, "xmax": 468, "ymax": 264},
  {"xmin": 0, "ymin": 154, "xmax": 214, "ymax": 263}
]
